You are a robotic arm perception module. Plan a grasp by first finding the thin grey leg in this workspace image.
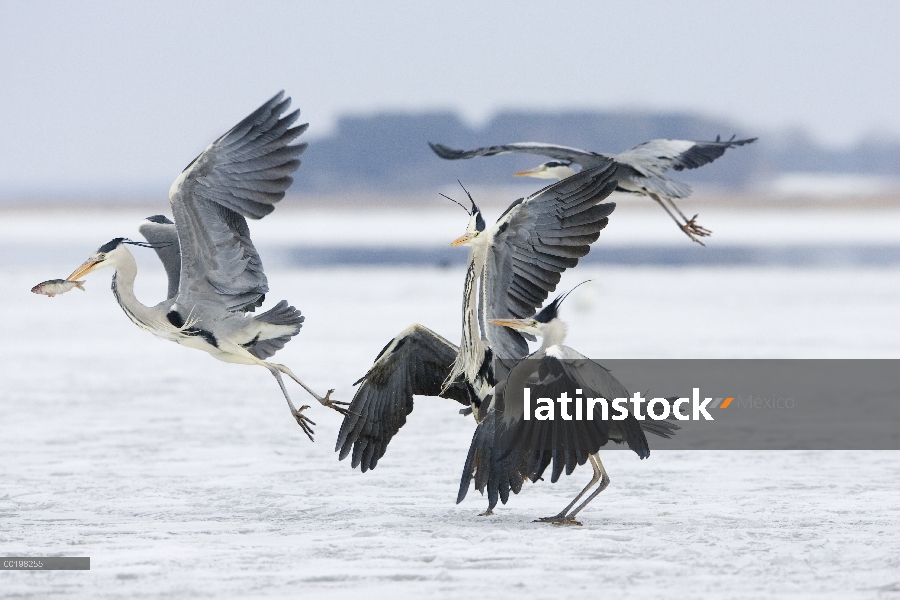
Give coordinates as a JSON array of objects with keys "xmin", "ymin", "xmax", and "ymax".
[
  {"xmin": 270, "ymin": 363, "xmax": 349, "ymax": 416},
  {"xmin": 566, "ymin": 454, "xmax": 611, "ymax": 521},
  {"xmin": 267, "ymin": 364, "xmax": 315, "ymax": 441}
]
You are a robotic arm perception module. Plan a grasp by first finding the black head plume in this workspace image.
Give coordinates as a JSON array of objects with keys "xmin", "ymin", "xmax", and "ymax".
[
  {"xmin": 439, "ymin": 193, "xmax": 470, "ymax": 214},
  {"xmin": 534, "ymin": 280, "xmax": 592, "ymax": 323},
  {"xmin": 123, "ymin": 238, "xmax": 173, "ymax": 249},
  {"xmin": 457, "ymin": 180, "xmax": 485, "ymax": 232},
  {"xmin": 97, "ymin": 237, "xmax": 172, "ymax": 253},
  {"xmin": 442, "ymin": 181, "xmax": 485, "ymax": 232}
]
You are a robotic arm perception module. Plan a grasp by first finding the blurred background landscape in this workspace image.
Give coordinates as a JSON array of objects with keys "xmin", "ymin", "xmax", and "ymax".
[{"xmin": 2, "ymin": 1, "xmax": 899, "ymax": 205}]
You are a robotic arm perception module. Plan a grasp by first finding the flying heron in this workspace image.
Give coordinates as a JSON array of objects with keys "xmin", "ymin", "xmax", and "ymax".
[
  {"xmin": 429, "ymin": 136, "xmax": 757, "ymax": 244},
  {"xmin": 457, "ymin": 288, "xmax": 678, "ymax": 525},
  {"xmin": 335, "ymin": 163, "xmax": 621, "ymax": 503},
  {"xmin": 65, "ymin": 92, "xmax": 348, "ymax": 440}
]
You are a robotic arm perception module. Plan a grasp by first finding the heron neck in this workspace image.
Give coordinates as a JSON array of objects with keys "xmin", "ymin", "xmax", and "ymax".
[
  {"xmin": 449, "ymin": 243, "xmax": 489, "ymax": 386},
  {"xmin": 110, "ymin": 248, "xmax": 156, "ymax": 331},
  {"xmin": 538, "ymin": 319, "xmax": 568, "ymax": 351}
]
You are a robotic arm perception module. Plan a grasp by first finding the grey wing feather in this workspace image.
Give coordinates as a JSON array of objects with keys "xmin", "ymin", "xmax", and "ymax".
[
  {"xmin": 554, "ymin": 350, "xmax": 679, "ymax": 442},
  {"xmin": 616, "ymin": 137, "xmax": 757, "ymax": 199},
  {"xmin": 457, "ymin": 406, "xmax": 529, "ymax": 511},
  {"xmin": 246, "ymin": 300, "xmax": 305, "ymax": 360},
  {"xmin": 168, "ymin": 92, "xmax": 307, "ymax": 312},
  {"xmin": 335, "ymin": 324, "xmax": 474, "ymax": 472},
  {"xmin": 498, "ymin": 350, "xmax": 650, "ymax": 485},
  {"xmin": 138, "ymin": 215, "xmax": 181, "ymax": 300},
  {"xmin": 482, "ymin": 162, "xmax": 619, "ymax": 359},
  {"xmin": 429, "ymin": 141, "xmax": 609, "ymax": 169},
  {"xmin": 621, "ymin": 136, "xmax": 757, "ymax": 172}
]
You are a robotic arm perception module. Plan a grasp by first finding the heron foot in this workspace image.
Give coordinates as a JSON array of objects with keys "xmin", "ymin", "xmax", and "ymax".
[
  {"xmin": 681, "ymin": 215, "xmax": 711, "ymax": 245},
  {"xmin": 292, "ymin": 405, "xmax": 316, "ymax": 441},
  {"xmin": 535, "ymin": 515, "xmax": 583, "ymax": 526},
  {"xmin": 317, "ymin": 389, "xmax": 353, "ymax": 417},
  {"xmin": 479, "ymin": 509, "xmax": 494, "ymax": 517}
]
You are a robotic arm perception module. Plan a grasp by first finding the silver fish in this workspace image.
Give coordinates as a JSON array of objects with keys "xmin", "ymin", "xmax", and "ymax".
[{"xmin": 31, "ymin": 279, "xmax": 85, "ymax": 297}]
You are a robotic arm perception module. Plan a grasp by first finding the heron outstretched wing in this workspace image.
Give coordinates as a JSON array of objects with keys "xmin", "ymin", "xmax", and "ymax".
[
  {"xmin": 336, "ymin": 324, "xmax": 474, "ymax": 472},
  {"xmin": 138, "ymin": 215, "xmax": 181, "ymax": 300},
  {"xmin": 620, "ymin": 136, "xmax": 758, "ymax": 173},
  {"xmin": 429, "ymin": 141, "xmax": 608, "ymax": 168},
  {"xmin": 615, "ymin": 137, "xmax": 757, "ymax": 199},
  {"xmin": 481, "ymin": 163, "xmax": 619, "ymax": 359},
  {"xmin": 498, "ymin": 347, "xmax": 653, "ymax": 485},
  {"xmin": 168, "ymin": 91, "xmax": 308, "ymax": 312},
  {"xmin": 456, "ymin": 407, "xmax": 530, "ymax": 512}
]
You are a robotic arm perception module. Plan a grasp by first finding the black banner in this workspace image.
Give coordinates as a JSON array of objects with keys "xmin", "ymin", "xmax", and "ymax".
[{"xmin": 490, "ymin": 359, "xmax": 900, "ymax": 450}]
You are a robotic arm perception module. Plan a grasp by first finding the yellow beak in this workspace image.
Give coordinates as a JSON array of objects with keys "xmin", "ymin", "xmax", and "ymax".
[
  {"xmin": 488, "ymin": 318, "xmax": 529, "ymax": 330},
  {"xmin": 451, "ymin": 233, "xmax": 474, "ymax": 246},
  {"xmin": 67, "ymin": 259, "xmax": 103, "ymax": 281},
  {"xmin": 513, "ymin": 168, "xmax": 540, "ymax": 177}
]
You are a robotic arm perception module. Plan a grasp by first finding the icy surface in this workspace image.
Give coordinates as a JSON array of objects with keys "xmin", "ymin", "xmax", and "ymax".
[
  {"xmin": 3, "ymin": 202, "xmax": 900, "ymax": 249},
  {"xmin": 1, "ymin": 209, "xmax": 900, "ymax": 599}
]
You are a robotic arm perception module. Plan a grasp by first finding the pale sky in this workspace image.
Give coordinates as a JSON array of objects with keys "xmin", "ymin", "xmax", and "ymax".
[{"xmin": 1, "ymin": 0, "xmax": 898, "ymax": 193}]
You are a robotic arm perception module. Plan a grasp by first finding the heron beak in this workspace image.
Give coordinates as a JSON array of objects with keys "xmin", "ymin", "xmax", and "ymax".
[
  {"xmin": 489, "ymin": 318, "xmax": 529, "ymax": 330},
  {"xmin": 513, "ymin": 168, "xmax": 540, "ymax": 177},
  {"xmin": 67, "ymin": 259, "xmax": 103, "ymax": 281},
  {"xmin": 451, "ymin": 233, "xmax": 473, "ymax": 246}
]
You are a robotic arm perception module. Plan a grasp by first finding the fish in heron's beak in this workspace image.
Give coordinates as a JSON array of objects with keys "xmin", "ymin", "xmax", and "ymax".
[{"xmin": 31, "ymin": 279, "xmax": 85, "ymax": 297}]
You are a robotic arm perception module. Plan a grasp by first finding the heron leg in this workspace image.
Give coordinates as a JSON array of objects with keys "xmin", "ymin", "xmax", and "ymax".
[
  {"xmin": 535, "ymin": 454, "xmax": 602, "ymax": 526},
  {"xmin": 269, "ymin": 363, "xmax": 350, "ymax": 416},
  {"xmin": 265, "ymin": 364, "xmax": 315, "ymax": 441},
  {"xmin": 668, "ymin": 197, "xmax": 712, "ymax": 240},
  {"xmin": 648, "ymin": 192, "xmax": 708, "ymax": 245},
  {"xmin": 564, "ymin": 454, "xmax": 612, "ymax": 522}
]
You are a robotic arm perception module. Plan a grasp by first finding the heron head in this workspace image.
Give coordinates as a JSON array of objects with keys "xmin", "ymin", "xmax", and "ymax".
[
  {"xmin": 447, "ymin": 185, "xmax": 486, "ymax": 247},
  {"xmin": 489, "ymin": 309, "xmax": 568, "ymax": 349},
  {"xmin": 514, "ymin": 160, "xmax": 576, "ymax": 180},
  {"xmin": 489, "ymin": 281, "xmax": 590, "ymax": 345},
  {"xmin": 488, "ymin": 316, "xmax": 543, "ymax": 337},
  {"xmin": 67, "ymin": 238, "xmax": 128, "ymax": 280},
  {"xmin": 451, "ymin": 210, "xmax": 486, "ymax": 247}
]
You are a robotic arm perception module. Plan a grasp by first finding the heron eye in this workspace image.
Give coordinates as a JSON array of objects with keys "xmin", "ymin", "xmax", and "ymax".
[{"xmin": 98, "ymin": 253, "xmax": 107, "ymax": 260}]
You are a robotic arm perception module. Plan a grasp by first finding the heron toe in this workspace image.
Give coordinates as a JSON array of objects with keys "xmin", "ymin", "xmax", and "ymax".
[{"xmin": 292, "ymin": 405, "xmax": 316, "ymax": 441}]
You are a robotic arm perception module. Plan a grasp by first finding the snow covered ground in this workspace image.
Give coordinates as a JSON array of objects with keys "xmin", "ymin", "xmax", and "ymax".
[{"xmin": 1, "ymin": 207, "xmax": 899, "ymax": 598}]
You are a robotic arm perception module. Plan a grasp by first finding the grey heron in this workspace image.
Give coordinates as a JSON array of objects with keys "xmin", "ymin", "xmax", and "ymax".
[
  {"xmin": 457, "ymin": 289, "xmax": 677, "ymax": 525},
  {"xmin": 429, "ymin": 136, "xmax": 757, "ymax": 244},
  {"xmin": 335, "ymin": 163, "xmax": 620, "ymax": 496},
  {"xmin": 65, "ymin": 92, "xmax": 347, "ymax": 441}
]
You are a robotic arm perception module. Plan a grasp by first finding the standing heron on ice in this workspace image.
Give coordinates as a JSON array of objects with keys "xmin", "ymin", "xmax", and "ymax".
[
  {"xmin": 458, "ymin": 288, "xmax": 678, "ymax": 525},
  {"xmin": 65, "ymin": 92, "xmax": 347, "ymax": 440},
  {"xmin": 335, "ymin": 163, "xmax": 621, "ymax": 504},
  {"xmin": 429, "ymin": 136, "xmax": 757, "ymax": 244}
]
